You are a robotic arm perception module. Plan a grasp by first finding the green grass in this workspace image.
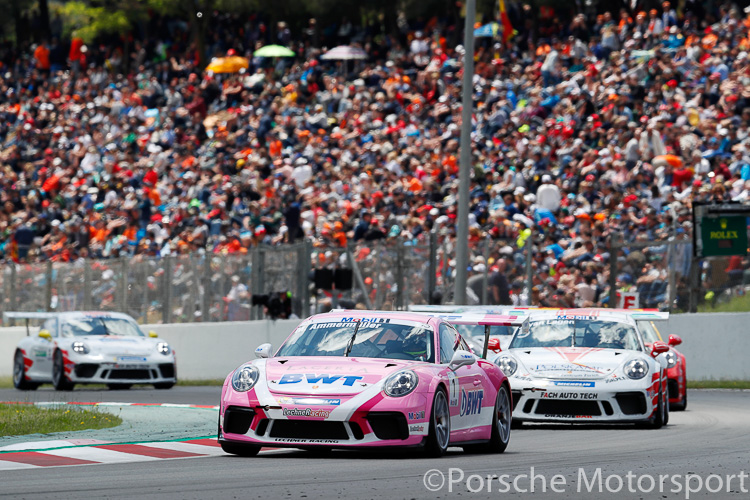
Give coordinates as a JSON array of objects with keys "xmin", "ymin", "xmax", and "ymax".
[
  {"xmin": 0, "ymin": 377, "xmax": 224, "ymax": 389},
  {"xmin": 697, "ymin": 292, "xmax": 750, "ymax": 313},
  {"xmin": 687, "ymin": 380, "xmax": 750, "ymax": 389},
  {"xmin": 0, "ymin": 403, "xmax": 122, "ymax": 437}
]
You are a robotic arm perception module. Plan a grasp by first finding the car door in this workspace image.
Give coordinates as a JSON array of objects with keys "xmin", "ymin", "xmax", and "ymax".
[
  {"xmin": 29, "ymin": 318, "xmax": 57, "ymax": 379},
  {"xmin": 439, "ymin": 323, "xmax": 485, "ymax": 438}
]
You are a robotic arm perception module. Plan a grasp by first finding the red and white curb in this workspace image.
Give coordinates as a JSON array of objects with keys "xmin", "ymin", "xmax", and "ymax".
[{"xmin": 0, "ymin": 439, "xmax": 283, "ymax": 470}]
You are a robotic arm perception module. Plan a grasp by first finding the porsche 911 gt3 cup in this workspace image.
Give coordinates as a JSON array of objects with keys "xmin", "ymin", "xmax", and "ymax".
[
  {"xmin": 8, "ymin": 311, "xmax": 176, "ymax": 390},
  {"xmin": 492, "ymin": 309, "xmax": 670, "ymax": 428},
  {"xmin": 219, "ymin": 310, "xmax": 514, "ymax": 457}
]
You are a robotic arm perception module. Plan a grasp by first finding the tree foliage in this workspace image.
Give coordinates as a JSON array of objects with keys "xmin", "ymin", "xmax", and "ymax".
[{"xmin": 57, "ymin": 1, "xmax": 145, "ymax": 43}]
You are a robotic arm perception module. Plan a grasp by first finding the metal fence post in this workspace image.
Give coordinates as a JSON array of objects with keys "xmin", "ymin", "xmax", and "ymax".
[
  {"xmin": 609, "ymin": 233, "xmax": 620, "ymax": 308},
  {"xmin": 202, "ymin": 254, "xmax": 211, "ymax": 321},
  {"xmin": 83, "ymin": 261, "xmax": 92, "ymax": 310},
  {"xmin": 297, "ymin": 241, "xmax": 312, "ymax": 318},
  {"xmin": 428, "ymin": 231, "xmax": 437, "ymax": 304},
  {"xmin": 525, "ymin": 227, "xmax": 534, "ymax": 300},
  {"xmin": 688, "ymin": 257, "xmax": 700, "ymax": 313},
  {"xmin": 396, "ymin": 242, "xmax": 405, "ymax": 310},
  {"xmin": 45, "ymin": 261, "xmax": 53, "ymax": 312},
  {"xmin": 9, "ymin": 265, "xmax": 17, "ymax": 324},
  {"xmin": 163, "ymin": 255, "xmax": 173, "ymax": 324},
  {"xmin": 250, "ymin": 246, "xmax": 262, "ymax": 320},
  {"xmin": 119, "ymin": 258, "xmax": 128, "ymax": 314}
]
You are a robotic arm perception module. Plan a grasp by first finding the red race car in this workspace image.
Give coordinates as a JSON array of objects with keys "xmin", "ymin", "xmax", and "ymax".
[{"xmin": 636, "ymin": 318, "xmax": 687, "ymax": 411}]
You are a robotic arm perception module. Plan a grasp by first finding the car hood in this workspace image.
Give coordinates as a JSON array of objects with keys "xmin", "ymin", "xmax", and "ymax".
[
  {"xmin": 263, "ymin": 356, "xmax": 419, "ymax": 396},
  {"xmin": 68, "ymin": 336, "xmax": 156, "ymax": 357},
  {"xmin": 511, "ymin": 347, "xmax": 636, "ymax": 380}
]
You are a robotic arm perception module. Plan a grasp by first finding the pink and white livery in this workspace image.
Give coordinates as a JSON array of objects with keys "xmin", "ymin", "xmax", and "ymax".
[{"xmin": 218, "ymin": 310, "xmax": 514, "ymax": 457}]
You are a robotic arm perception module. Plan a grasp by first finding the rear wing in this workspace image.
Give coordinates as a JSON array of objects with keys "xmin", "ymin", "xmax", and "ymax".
[
  {"xmin": 3, "ymin": 312, "xmax": 59, "ymax": 336},
  {"xmin": 628, "ymin": 311, "xmax": 669, "ymax": 321},
  {"xmin": 436, "ymin": 314, "xmax": 525, "ymax": 360}
]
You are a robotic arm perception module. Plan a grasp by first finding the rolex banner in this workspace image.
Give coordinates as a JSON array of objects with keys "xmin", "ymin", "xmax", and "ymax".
[{"xmin": 700, "ymin": 216, "xmax": 748, "ymax": 257}]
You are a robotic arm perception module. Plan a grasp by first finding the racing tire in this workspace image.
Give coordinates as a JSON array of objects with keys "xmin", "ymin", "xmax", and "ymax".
[
  {"xmin": 52, "ymin": 350, "xmax": 75, "ymax": 391},
  {"xmin": 424, "ymin": 388, "xmax": 451, "ymax": 457},
  {"xmin": 107, "ymin": 384, "xmax": 133, "ymax": 390},
  {"xmin": 641, "ymin": 387, "xmax": 667, "ymax": 429},
  {"xmin": 153, "ymin": 382, "xmax": 175, "ymax": 389},
  {"xmin": 13, "ymin": 351, "xmax": 39, "ymax": 391},
  {"xmin": 220, "ymin": 441, "xmax": 261, "ymax": 457},
  {"xmin": 463, "ymin": 385, "xmax": 512, "ymax": 454},
  {"xmin": 671, "ymin": 391, "xmax": 687, "ymax": 412}
]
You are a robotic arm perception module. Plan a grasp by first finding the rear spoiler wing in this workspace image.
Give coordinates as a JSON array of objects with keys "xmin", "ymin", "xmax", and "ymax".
[
  {"xmin": 628, "ymin": 311, "xmax": 669, "ymax": 321},
  {"xmin": 3, "ymin": 312, "xmax": 59, "ymax": 336},
  {"xmin": 435, "ymin": 313, "xmax": 526, "ymax": 359}
]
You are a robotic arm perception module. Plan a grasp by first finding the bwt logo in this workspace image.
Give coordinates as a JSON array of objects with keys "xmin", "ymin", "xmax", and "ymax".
[
  {"xmin": 460, "ymin": 389, "xmax": 484, "ymax": 417},
  {"xmin": 278, "ymin": 374, "xmax": 364, "ymax": 386}
]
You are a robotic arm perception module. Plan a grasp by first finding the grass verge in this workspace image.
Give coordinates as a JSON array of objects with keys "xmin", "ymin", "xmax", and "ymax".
[
  {"xmin": 0, "ymin": 377, "xmax": 224, "ymax": 389},
  {"xmin": 687, "ymin": 380, "xmax": 750, "ymax": 389},
  {"xmin": 697, "ymin": 292, "xmax": 750, "ymax": 313},
  {"xmin": 0, "ymin": 403, "xmax": 122, "ymax": 437}
]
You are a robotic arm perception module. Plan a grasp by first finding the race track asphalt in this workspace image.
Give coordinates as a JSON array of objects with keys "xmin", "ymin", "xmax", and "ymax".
[{"xmin": 2, "ymin": 389, "xmax": 750, "ymax": 499}]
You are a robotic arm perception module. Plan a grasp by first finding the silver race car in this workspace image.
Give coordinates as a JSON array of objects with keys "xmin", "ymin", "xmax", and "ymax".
[{"xmin": 8, "ymin": 311, "xmax": 176, "ymax": 391}]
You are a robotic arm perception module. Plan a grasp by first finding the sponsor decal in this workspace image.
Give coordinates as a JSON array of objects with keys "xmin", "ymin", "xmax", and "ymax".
[
  {"xmin": 278, "ymin": 398, "xmax": 341, "ymax": 406},
  {"xmin": 447, "ymin": 371, "xmax": 459, "ymax": 406},
  {"xmin": 282, "ymin": 408, "xmax": 331, "ymax": 418},
  {"xmin": 541, "ymin": 392, "xmax": 597, "ymax": 400},
  {"xmin": 340, "ymin": 317, "xmax": 391, "ymax": 323},
  {"xmin": 409, "ymin": 424, "xmax": 425, "ymax": 433},
  {"xmin": 553, "ymin": 381, "xmax": 595, "ymax": 387},
  {"xmin": 34, "ymin": 350, "xmax": 48, "ymax": 357},
  {"xmin": 278, "ymin": 373, "xmax": 364, "ymax": 386},
  {"xmin": 544, "ymin": 414, "xmax": 594, "ymax": 419},
  {"xmin": 460, "ymin": 389, "xmax": 484, "ymax": 417},
  {"xmin": 273, "ymin": 438, "xmax": 339, "ymax": 444},
  {"xmin": 117, "ymin": 356, "xmax": 148, "ymax": 362},
  {"xmin": 311, "ymin": 320, "xmax": 386, "ymax": 329},
  {"xmin": 408, "ymin": 410, "xmax": 425, "ymax": 420},
  {"xmin": 535, "ymin": 364, "xmax": 605, "ymax": 373},
  {"xmin": 605, "ymin": 375, "xmax": 627, "ymax": 384}
]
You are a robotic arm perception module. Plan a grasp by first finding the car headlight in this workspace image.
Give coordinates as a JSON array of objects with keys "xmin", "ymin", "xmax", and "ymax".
[
  {"xmin": 624, "ymin": 358, "xmax": 650, "ymax": 380},
  {"xmin": 231, "ymin": 364, "xmax": 260, "ymax": 392},
  {"xmin": 495, "ymin": 356, "xmax": 518, "ymax": 377},
  {"xmin": 72, "ymin": 341, "xmax": 89, "ymax": 354},
  {"xmin": 663, "ymin": 351, "xmax": 677, "ymax": 368},
  {"xmin": 156, "ymin": 342, "xmax": 171, "ymax": 355},
  {"xmin": 383, "ymin": 370, "xmax": 418, "ymax": 397}
]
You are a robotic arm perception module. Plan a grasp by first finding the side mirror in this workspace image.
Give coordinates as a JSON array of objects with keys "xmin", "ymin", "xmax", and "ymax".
[
  {"xmin": 487, "ymin": 338, "xmax": 502, "ymax": 353},
  {"xmin": 449, "ymin": 349, "xmax": 476, "ymax": 370},
  {"xmin": 148, "ymin": 331, "xmax": 158, "ymax": 338},
  {"xmin": 38, "ymin": 330, "xmax": 52, "ymax": 340},
  {"xmin": 668, "ymin": 334, "xmax": 682, "ymax": 347},
  {"xmin": 255, "ymin": 343, "xmax": 273, "ymax": 359},
  {"xmin": 651, "ymin": 341, "xmax": 670, "ymax": 357}
]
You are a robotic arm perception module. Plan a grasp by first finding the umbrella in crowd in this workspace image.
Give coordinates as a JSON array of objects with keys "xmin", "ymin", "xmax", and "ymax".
[
  {"xmin": 320, "ymin": 45, "xmax": 368, "ymax": 60},
  {"xmin": 205, "ymin": 55, "xmax": 250, "ymax": 73},
  {"xmin": 474, "ymin": 22, "xmax": 499, "ymax": 38},
  {"xmin": 253, "ymin": 45, "xmax": 295, "ymax": 58}
]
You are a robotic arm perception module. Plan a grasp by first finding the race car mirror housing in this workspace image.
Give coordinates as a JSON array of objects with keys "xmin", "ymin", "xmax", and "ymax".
[
  {"xmin": 255, "ymin": 343, "xmax": 273, "ymax": 359},
  {"xmin": 487, "ymin": 337, "xmax": 502, "ymax": 353},
  {"xmin": 651, "ymin": 341, "xmax": 670, "ymax": 357},
  {"xmin": 38, "ymin": 330, "xmax": 52, "ymax": 340},
  {"xmin": 148, "ymin": 331, "xmax": 158, "ymax": 338},
  {"xmin": 449, "ymin": 349, "xmax": 476, "ymax": 371},
  {"xmin": 668, "ymin": 334, "xmax": 682, "ymax": 347}
]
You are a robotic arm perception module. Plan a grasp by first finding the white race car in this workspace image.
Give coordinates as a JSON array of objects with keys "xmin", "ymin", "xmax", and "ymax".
[
  {"xmin": 8, "ymin": 311, "xmax": 176, "ymax": 391},
  {"xmin": 492, "ymin": 309, "xmax": 670, "ymax": 428}
]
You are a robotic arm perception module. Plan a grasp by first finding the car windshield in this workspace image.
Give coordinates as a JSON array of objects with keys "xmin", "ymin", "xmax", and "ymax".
[
  {"xmin": 61, "ymin": 317, "xmax": 144, "ymax": 337},
  {"xmin": 276, "ymin": 318, "xmax": 435, "ymax": 362},
  {"xmin": 510, "ymin": 318, "xmax": 642, "ymax": 351},
  {"xmin": 636, "ymin": 320, "xmax": 660, "ymax": 344},
  {"xmin": 454, "ymin": 324, "xmax": 515, "ymax": 344}
]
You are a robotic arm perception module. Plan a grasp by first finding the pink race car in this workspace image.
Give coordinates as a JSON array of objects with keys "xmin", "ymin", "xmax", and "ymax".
[{"xmin": 218, "ymin": 310, "xmax": 514, "ymax": 457}]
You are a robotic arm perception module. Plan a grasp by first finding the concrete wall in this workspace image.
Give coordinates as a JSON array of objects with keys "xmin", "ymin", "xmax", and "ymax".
[{"xmin": 0, "ymin": 313, "xmax": 747, "ymax": 381}]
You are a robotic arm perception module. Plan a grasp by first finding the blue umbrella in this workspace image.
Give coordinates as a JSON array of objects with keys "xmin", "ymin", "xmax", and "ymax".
[{"xmin": 474, "ymin": 23, "xmax": 499, "ymax": 38}]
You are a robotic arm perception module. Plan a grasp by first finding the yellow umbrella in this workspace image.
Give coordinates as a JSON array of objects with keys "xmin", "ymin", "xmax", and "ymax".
[{"xmin": 205, "ymin": 56, "xmax": 250, "ymax": 74}]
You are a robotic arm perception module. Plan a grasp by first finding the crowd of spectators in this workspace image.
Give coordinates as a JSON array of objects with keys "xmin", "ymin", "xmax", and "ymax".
[{"xmin": 1, "ymin": 1, "xmax": 750, "ymax": 313}]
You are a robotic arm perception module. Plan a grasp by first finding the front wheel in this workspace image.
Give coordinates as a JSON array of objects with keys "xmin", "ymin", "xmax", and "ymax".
[
  {"xmin": 424, "ymin": 389, "xmax": 451, "ymax": 457},
  {"xmin": 220, "ymin": 441, "xmax": 261, "ymax": 457},
  {"xmin": 52, "ymin": 350, "xmax": 75, "ymax": 391},
  {"xmin": 671, "ymin": 391, "xmax": 687, "ymax": 412},
  {"xmin": 464, "ymin": 385, "xmax": 512, "ymax": 454},
  {"xmin": 640, "ymin": 387, "xmax": 667, "ymax": 429},
  {"xmin": 13, "ymin": 351, "xmax": 39, "ymax": 390}
]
